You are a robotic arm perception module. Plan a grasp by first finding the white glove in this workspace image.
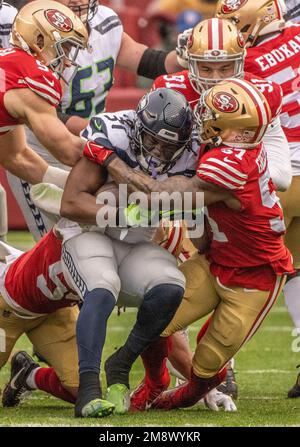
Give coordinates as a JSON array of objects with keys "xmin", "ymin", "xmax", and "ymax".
[
  {"xmin": 204, "ymin": 388, "xmax": 237, "ymax": 412},
  {"xmin": 176, "ymin": 27, "xmax": 193, "ymax": 68}
]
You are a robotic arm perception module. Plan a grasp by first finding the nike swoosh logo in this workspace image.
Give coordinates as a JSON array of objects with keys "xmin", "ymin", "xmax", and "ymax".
[
  {"xmin": 42, "ymin": 76, "xmax": 55, "ymax": 87},
  {"xmin": 10, "ymin": 367, "xmax": 25, "ymax": 390},
  {"xmin": 93, "ymin": 120, "xmax": 102, "ymax": 131},
  {"xmin": 223, "ymin": 157, "xmax": 238, "ymax": 164}
]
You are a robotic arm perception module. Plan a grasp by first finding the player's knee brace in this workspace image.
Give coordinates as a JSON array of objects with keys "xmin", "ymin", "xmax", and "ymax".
[
  {"xmin": 76, "ymin": 288, "xmax": 116, "ymax": 374},
  {"xmin": 127, "ymin": 283, "xmax": 184, "ymax": 355}
]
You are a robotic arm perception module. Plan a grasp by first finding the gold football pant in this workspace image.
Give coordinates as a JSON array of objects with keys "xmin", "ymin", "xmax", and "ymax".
[
  {"xmin": 278, "ymin": 175, "xmax": 300, "ymax": 269},
  {"xmin": 0, "ymin": 294, "xmax": 79, "ymax": 387},
  {"xmin": 162, "ymin": 254, "xmax": 285, "ymax": 378}
]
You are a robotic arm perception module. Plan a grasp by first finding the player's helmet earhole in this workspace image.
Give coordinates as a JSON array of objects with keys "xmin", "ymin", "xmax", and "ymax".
[
  {"xmin": 241, "ymin": 104, "xmax": 246, "ymax": 115},
  {"xmin": 37, "ymin": 34, "xmax": 44, "ymax": 49}
]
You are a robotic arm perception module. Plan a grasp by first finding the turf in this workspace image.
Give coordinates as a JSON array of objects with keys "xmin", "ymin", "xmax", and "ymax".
[{"xmin": 0, "ymin": 232, "xmax": 299, "ymax": 427}]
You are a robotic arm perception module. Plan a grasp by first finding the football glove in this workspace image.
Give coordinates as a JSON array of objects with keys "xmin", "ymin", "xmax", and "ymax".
[
  {"xmin": 176, "ymin": 27, "xmax": 192, "ymax": 68},
  {"xmin": 204, "ymin": 388, "xmax": 237, "ymax": 412}
]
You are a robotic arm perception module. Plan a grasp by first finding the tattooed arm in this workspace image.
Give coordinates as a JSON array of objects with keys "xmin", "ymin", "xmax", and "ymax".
[{"xmin": 106, "ymin": 157, "xmax": 241, "ymax": 209}]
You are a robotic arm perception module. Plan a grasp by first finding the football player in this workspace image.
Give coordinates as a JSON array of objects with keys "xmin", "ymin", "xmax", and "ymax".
[
  {"xmin": 0, "ymin": 232, "xmax": 105, "ymax": 413},
  {"xmin": 215, "ymin": 0, "xmax": 300, "ymax": 399},
  {"xmin": 0, "ymin": 0, "xmax": 17, "ymax": 243},
  {"xmin": 0, "ymin": 0, "xmax": 89, "ymax": 188},
  {"xmin": 7, "ymin": 0, "xmax": 186, "ymax": 242},
  {"xmin": 96, "ymin": 78, "xmax": 294, "ymax": 410},
  {"xmin": 152, "ymin": 16, "xmax": 291, "ymax": 399},
  {"xmin": 31, "ymin": 88, "xmax": 199, "ymax": 416}
]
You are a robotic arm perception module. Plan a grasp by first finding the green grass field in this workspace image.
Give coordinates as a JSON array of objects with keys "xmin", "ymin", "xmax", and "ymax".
[{"xmin": 0, "ymin": 232, "xmax": 300, "ymax": 427}]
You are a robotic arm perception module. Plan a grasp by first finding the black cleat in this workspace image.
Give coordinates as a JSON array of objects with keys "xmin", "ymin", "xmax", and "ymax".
[
  {"xmin": 2, "ymin": 351, "xmax": 39, "ymax": 407},
  {"xmin": 217, "ymin": 361, "xmax": 238, "ymax": 400},
  {"xmin": 287, "ymin": 365, "xmax": 300, "ymax": 398}
]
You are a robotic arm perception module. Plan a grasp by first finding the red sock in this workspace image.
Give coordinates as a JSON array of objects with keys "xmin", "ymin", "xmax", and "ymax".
[
  {"xmin": 196, "ymin": 316, "xmax": 212, "ymax": 344},
  {"xmin": 141, "ymin": 337, "xmax": 171, "ymax": 385},
  {"xmin": 171, "ymin": 369, "xmax": 225, "ymax": 408},
  {"xmin": 35, "ymin": 367, "xmax": 76, "ymax": 404}
]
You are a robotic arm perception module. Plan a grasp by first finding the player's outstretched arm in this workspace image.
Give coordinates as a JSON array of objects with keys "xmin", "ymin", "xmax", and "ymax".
[
  {"xmin": 0, "ymin": 126, "xmax": 49, "ymax": 184},
  {"xmin": 4, "ymin": 89, "xmax": 84, "ymax": 167},
  {"xmin": 60, "ymin": 157, "xmax": 108, "ymax": 225},
  {"xmin": 106, "ymin": 157, "xmax": 240, "ymax": 209},
  {"xmin": 117, "ymin": 32, "xmax": 182, "ymax": 78}
]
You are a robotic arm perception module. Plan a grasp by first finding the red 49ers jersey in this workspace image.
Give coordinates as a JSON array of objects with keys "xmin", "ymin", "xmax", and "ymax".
[
  {"xmin": 152, "ymin": 70, "xmax": 282, "ymax": 120},
  {"xmin": 245, "ymin": 22, "xmax": 300, "ymax": 143},
  {"xmin": 0, "ymin": 48, "xmax": 62, "ymax": 133},
  {"xmin": 4, "ymin": 230, "xmax": 78, "ymax": 314},
  {"xmin": 197, "ymin": 144, "xmax": 294, "ymax": 290}
]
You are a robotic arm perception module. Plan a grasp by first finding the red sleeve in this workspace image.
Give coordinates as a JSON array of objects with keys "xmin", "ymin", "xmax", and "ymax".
[
  {"xmin": 152, "ymin": 74, "xmax": 168, "ymax": 90},
  {"xmin": 245, "ymin": 72, "xmax": 282, "ymax": 121},
  {"xmin": 197, "ymin": 147, "xmax": 248, "ymax": 191},
  {"xmin": 82, "ymin": 141, "xmax": 114, "ymax": 165},
  {"xmin": 20, "ymin": 55, "xmax": 62, "ymax": 107}
]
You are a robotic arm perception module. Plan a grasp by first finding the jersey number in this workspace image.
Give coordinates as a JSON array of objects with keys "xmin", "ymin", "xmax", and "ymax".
[
  {"xmin": 36, "ymin": 261, "xmax": 76, "ymax": 301},
  {"xmin": 66, "ymin": 57, "xmax": 114, "ymax": 118}
]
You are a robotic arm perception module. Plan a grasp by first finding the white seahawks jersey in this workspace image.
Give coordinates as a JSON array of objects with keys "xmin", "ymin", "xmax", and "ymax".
[
  {"xmin": 286, "ymin": 0, "xmax": 300, "ymax": 22},
  {"xmin": 82, "ymin": 110, "xmax": 200, "ymax": 244},
  {"xmin": 0, "ymin": 2, "xmax": 17, "ymax": 48},
  {"xmin": 61, "ymin": 6, "xmax": 123, "ymax": 118}
]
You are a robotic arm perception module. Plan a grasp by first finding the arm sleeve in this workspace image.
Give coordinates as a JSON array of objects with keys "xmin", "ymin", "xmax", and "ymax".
[{"xmin": 262, "ymin": 117, "xmax": 292, "ymax": 191}]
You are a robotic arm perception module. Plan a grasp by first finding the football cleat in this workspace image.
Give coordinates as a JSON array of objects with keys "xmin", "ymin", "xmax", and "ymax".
[
  {"xmin": 217, "ymin": 360, "xmax": 238, "ymax": 400},
  {"xmin": 2, "ymin": 351, "xmax": 39, "ymax": 407},
  {"xmin": 130, "ymin": 368, "xmax": 170, "ymax": 412},
  {"xmin": 75, "ymin": 398, "xmax": 115, "ymax": 418},
  {"xmin": 287, "ymin": 365, "xmax": 300, "ymax": 398},
  {"xmin": 105, "ymin": 384, "xmax": 130, "ymax": 415}
]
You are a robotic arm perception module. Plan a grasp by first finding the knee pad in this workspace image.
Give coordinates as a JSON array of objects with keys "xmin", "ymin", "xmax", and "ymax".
[
  {"xmin": 193, "ymin": 341, "xmax": 226, "ymax": 378},
  {"xmin": 62, "ymin": 232, "xmax": 121, "ymax": 300}
]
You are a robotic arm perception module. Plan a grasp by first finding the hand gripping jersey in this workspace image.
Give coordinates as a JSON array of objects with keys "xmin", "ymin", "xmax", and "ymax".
[
  {"xmin": 0, "ymin": 48, "xmax": 62, "ymax": 134},
  {"xmin": 197, "ymin": 144, "xmax": 294, "ymax": 290},
  {"xmin": 60, "ymin": 6, "xmax": 123, "ymax": 118},
  {"xmin": 245, "ymin": 23, "xmax": 300, "ymax": 171},
  {"xmin": 0, "ymin": 2, "xmax": 17, "ymax": 48},
  {"xmin": 152, "ymin": 69, "xmax": 283, "ymax": 120},
  {"xmin": 1, "ymin": 230, "xmax": 79, "ymax": 315}
]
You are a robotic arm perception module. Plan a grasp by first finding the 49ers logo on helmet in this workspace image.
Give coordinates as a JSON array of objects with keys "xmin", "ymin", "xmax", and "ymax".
[
  {"xmin": 221, "ymin": 0, "xmax": 248, "ymax": 14},
  {"xmin": 212, "ymin": 92, "xmax": 239, "ymax": 113},
  {"xmin": 45, "ymin": 9, "xmax": 73, "ymax": 32}
]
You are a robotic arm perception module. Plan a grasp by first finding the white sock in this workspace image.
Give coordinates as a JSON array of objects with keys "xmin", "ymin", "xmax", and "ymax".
[
  {"xmin": 26, "ymin": 367, "xmax": 41, "ymax": 390},
  {"xmin": 283, "ymin": 276, "xmax": 300, "ymax": 335}
]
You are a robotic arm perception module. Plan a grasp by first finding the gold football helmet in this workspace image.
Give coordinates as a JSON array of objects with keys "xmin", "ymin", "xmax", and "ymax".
[
  {"xmin": 215, "ymin": 0, "xmax": 287, "ymax": 46},
  {"xmin": 187, "ymin": 18, "xmax": 246, "ymax": 93},
  {"xmin": 195, "ymin": 78, "xmax": 272, "ymax": 148},
  {"xmin": 10, "ymin": 0, "xmax": 89, "ymax": 81}
]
